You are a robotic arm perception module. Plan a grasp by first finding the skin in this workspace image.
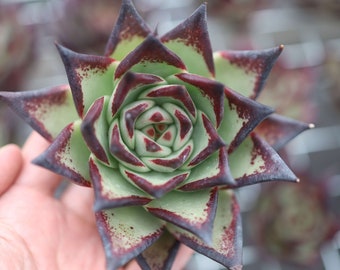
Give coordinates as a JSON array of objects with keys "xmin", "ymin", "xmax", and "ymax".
[{"xmin": 0, "ymin": 132, "xmax": 193, "ymax": 270}]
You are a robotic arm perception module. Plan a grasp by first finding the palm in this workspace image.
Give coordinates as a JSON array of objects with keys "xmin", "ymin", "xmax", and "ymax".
[{"xmin": 0, "ymin": 133, "xmax": 105, "ymax": 270}]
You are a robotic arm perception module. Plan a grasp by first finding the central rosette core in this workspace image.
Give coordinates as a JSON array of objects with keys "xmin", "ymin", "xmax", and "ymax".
[{"xmin": 109, "ymin": 96, "xmax": 195, "ymax": 173}]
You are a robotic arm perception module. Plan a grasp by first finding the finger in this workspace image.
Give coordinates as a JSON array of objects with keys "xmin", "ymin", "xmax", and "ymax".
[
  {"xmin": 61, "ymin": 183, "xmax": 95, "ymax": 223},
  {"xmin": 171, "ymin": 245, "xmax": 194, "ymax": 270},
  {"xmin": 17, "ymin": 132, "xmax": 62, "ymax": 194},
  {"xmin": 0, "ymin": 144, "xmax": 23, "ymax": 195}
]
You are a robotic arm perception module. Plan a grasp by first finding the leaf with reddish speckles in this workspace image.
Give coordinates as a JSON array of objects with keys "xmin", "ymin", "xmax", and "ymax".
[
  {"xmin": 104, "ymin": 0, "xmax": 151, "ymax": 60},
  {"xmin": 57, "ymin": 44, "xmax": 118, "ymax": 118},
  {"xmin": 184, "ymin": 111, "xmax": 225, "ymax": 169},
  {"xmin": 213, "ymin": 45, "xmax": 283, "ymax": 99},
  {"xmin": 179, "ymin": 147, "xmax": 235, "ymax": 191},
  {"xmin": 147, "ymin": 188, "xmax": 218, "ymax": 244},
  {"xmin": 82, "ymin": 96, "xmax": 117, "ymax": 167},
  {"xmin": 161, "ymin": 4, "xmax": 214, "ymax": 77},
  {"xmin": 255, "ymin": 113, "xmax": 313, "ymax": 150},
  {"xmin": 33, "ymin": 120, "xmax": 91, "ymax": 186},
  {"xmin": 120, "ymin": 167, "xmax": 189, "ymax": 198},
  {"xmin": 229, "ymin": 133, "xmax": 298, "ymax": 187},
  {"xmin": 89, "ymin": 157, "xmax": 152, "ymax": 211},
  {"xmin": 0, "ymin": 85, "xmax": 78, "ymax": 142},
  {"xmin": 115, "ymin": 36, "xmax": 186, "ymax": 79},
  {"xmin": 137, "ymin": 231, "xmax": 180, "ymax": 270},
  {"xmin": 109, "ymin": 72, "xmax": 164, "ymax": 119},
  {"xmin": 219, "ymin": 87, "xmax": 274, "ymax": 153},
  {"xmin": 171, "ymin": 73, "xmax": 224, "ymax": 128},
  {"xmin": 167, "ymin": 190, "xmax": 243, "ymax": 270},
  {"xmin": 95, "ymin": 207, "xmax": 165, "ymax": 270}
]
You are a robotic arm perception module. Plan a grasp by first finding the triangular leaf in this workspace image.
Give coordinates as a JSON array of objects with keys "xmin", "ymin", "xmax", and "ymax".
[
  {"xmin": 114, "ymin": 36, "xmax": 186, "ymax": 79},
  {"xmin": 174, "ymin": 73, "xmax": 224, "ymax": 127},
  {"xmin": 179, "ymin": 147, "xmax": 235, "ymax": 191},
  {"xmin": 57, "ymin": 44, "xmax": 117, "ymax": 117},
  {"xmin": 104, "ymin": 0, "xmax": 151, "ymax": 60},
  {"xmin": 0, "ymin": 85, "xmax": 78, "ymax": 142},
  {"xmin": 255, "ymin": 113, "xmax": 314, "ymax": 150},
  {"xmin": 218, "ymin": 87, "xmax": 274, "ymax": 153},
  {"xmin": 120, "ymin": 167, "xmax": 189, "ymax": 198},
  {"xmin": 89, "ymin": 157, "xmax": 152, "ymax": 211},
  {"xmin": 161, "ymin": 4, "xmax": 214, "ymax": 77},
  {"xmin": 167, "ymin": 189, "xmax": 243, "ymax": 270},
  {"xmin": 184, "ymin": 111, "xmax": 225, "ymax": 169},
  {"xmin": 140, "ymin": 84, "xmax": 197, "ymax": 122},
  {"xmin": 95, "ymin": 207, "xmax": 165, "ymax": 269},
  {"xmin": 33, "ymin": 120, "xmax": 91, "ymax": 186},
  {"xmin": 147, "ymin": 188, "xmax": 218, "ymax": 244},
  {"xmin": 109, "ymin": 72, "xmax": 164, "ymax": 119},
  {"xmin": 229, "ymin": 133, "xmax": 298, "ymax": 187},
  {"xmin": 81, "ymin": 96, "xmax": 117, "ymax": 166},
  {"xmin": 109, "ymin": 119, "xmax": 150, "ymax": 172},
  {"xmin": 214, "ymin": 45, "xmax": 283, "ymax": 99}
]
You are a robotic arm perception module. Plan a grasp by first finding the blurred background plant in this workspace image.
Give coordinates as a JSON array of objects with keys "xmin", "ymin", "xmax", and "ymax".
[{"xmin": 0, "ymin": 0, "xmax": 339, "ymax": 269}]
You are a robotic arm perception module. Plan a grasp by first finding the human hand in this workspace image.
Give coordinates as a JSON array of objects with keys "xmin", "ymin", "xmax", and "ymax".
[{"xmin": 0, "ymin": 132, "xmax": 192, "ymax": 270}]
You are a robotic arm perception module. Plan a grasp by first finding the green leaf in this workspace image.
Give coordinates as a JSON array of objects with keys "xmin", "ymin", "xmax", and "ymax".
[
  {"xmin": 147, "ymin": 188, "xmax": 218, "ymax": 244},
  {"xmin": 104, "ymin": 0, "xmax": 151, "ymax": 60},
  {"xmin": 161, "ymin": 4, "xmax": 214, "ymax": 77},
  {"xmin": 109, "ymin": 72, "xmax": 164, "ymax": 120},
  {"xmin": 229, "ymin": 133, "xmax": 298, "ymax": 187},
  {"xmin": 184, "ymin": 111, "xmax": 225, "ymax": 169},
  {"xmin": 179, "ymin": 147, "xmax": 235, "ymax": 191},
  {"xmin": 218, "ymin": 87, "xmax": 274, "ymax": 153},
  {"xmin": 137, "ymin": 230, "xmax": 180, "ymax": 270},
  {"xmin": 57, "ymin": 44, "xmax": 118, "ymax": 117},
  {"xmin": 167, "ymin": 189, "xmax": 243, "ymax": 270},
  {"xmin": 173, "ymin": 73, "xmax": 224, "ymax": 128},
  {"xmin": 114, "ymin": 36, "xmax": 186, "ymax": 79},
  {"xmin": 141, "ymin": 140, "xmax": 193, "ymax": 173},
  {"xmin": 109, "ymin": 119, "xmax": 150, "ymax": 173},
  {"xmin": 213, "ymin": 45, "xmax": 283, "ymax": 99},
  {"xmin": 81, "ymin": 96, "xmax": 117, "ymax": 166},
  {"xmin": 95, "ymin": 207, "xmax": 165, "ymax": 269},
  {"xmin": 89, "ymin": 157, "xmax": 151, "ymax": 211},
  {"xmin": 0, "ymin": 85, "xmax": 78, "ymax": 141},
  {"xmin": 33, "ymin": 120, "xmax": 91, "ymax": 186},
  {"xmin": 120, "ymin": 167, "xmax": 189, "ymax": 198}
]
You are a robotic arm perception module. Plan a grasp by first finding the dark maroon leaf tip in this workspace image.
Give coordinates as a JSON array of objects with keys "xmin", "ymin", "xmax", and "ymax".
[
  {"xmin": 114, "ymin": 35, "xmax": 186, "ymax": 79},
  {"xmin": 104, "ymin": 0, "xmax": 151, "ymax": 57},
  {"xmin": 161, "ymin": 3, "xmax": 214, "ymax": 76}
]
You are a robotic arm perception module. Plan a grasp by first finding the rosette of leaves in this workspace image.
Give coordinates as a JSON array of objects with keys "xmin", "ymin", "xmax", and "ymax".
[
  {"xmin": 0, "ymin": 1, "xmax": 312, "ymax": 269},
  {"xmin": 251, "ymin": 175, "xmax": 339, "ymax": 266}
]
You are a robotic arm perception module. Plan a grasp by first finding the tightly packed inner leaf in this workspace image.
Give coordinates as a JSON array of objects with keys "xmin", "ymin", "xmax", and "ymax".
[{"xmin": 0, "ymin": 0, "xmax": 312, "ymax": 269}]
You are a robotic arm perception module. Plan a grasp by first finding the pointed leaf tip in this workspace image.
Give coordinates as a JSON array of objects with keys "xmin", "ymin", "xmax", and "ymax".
[
  {"xmin": 56, "ymin": 44, "xmax": 117, "ymax": 118},
  {"xmin": 161, "ymin": 3, "xmax": 214, "ymax": 77},
  {"xmin": 105, "ymin": 0, "xmax": 151, "ymax": 59},
  {"xmin": 214, "ymin": 45, "xmax": 284, "ymax": 99},
  {"xmin": 0, "ymin": 85, "xmax": 78, "ymax": 141},
  {"xmin": 115, "ymin": 35, "xmax": 186, "ymax": 79}
]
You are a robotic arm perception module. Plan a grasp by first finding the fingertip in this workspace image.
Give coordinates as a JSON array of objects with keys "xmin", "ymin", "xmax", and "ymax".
[
  {"xmin": 22, "ymin": 132, "xmax": 50, "ymax": 159},
  {"xmin": 0, "ymin": 144, "xmax": 24, "ymax": 195}
]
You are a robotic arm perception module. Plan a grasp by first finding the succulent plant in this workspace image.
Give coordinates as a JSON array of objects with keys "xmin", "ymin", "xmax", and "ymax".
[
  {"xmin": 250, "ymin": 174, "xmax": 339, "ymax": 266},
  {"xmin": 0, "ymin": 1, "xmax": 312, "ymax": 269}
]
